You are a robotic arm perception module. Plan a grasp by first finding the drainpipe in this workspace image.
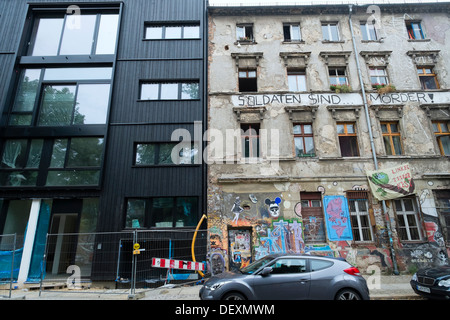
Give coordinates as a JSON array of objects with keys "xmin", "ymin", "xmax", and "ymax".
[{"xmin": 348, "ymin": 4, "xmax": 399, "ymax": 275}]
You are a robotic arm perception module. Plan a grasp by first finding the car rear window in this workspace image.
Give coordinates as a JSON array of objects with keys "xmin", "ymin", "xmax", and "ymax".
[{"xmin": 310, "ymin": 259, "xmax": 334, "ymax": 272}]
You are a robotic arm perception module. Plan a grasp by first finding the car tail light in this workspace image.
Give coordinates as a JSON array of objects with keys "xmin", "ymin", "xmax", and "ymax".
[{"xmin": 344, "ymin": 267, "xmax": 361, "ymax": 276}]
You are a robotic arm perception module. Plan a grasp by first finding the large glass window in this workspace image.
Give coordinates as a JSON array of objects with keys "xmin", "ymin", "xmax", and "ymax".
[
  {"xmin": 9, "ymin": 68, "xmax": 112, "ymax": 126},
  {"xmin": 31, "ymin": 13, "xmax": 119, "ymax": 56},
  {"xmin": 47, "ymin": 137, "xmax": 104, "ymax": 186},
  {"xmin": 134, "ymin": 142, "xmax": 198, "ymax": 166},
  {"xmin": 125, "ymin": 197, "xmax": 199, "ymax": 228},
  {"xmin": 0, "ymin": 139, "xmax": 43, "ymax": 186}
]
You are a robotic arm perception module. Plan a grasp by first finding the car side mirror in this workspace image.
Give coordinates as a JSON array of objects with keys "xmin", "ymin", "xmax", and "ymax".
[{"xmin": 260, "ymin": 267, "xmax": 273, "ymax": 276}]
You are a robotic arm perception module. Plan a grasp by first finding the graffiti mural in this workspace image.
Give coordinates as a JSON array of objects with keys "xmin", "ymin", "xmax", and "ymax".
[
  {"xmin": 255, "ymin": 218, "xmax": 304, "ymax": 260},
  {"xmin": 323, "ymin": 196, "xmax": 353, "ymax": 241}
]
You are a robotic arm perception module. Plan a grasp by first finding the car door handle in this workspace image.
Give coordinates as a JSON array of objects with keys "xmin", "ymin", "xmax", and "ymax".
[{"xmin": 299, "ymin": 279, "xmax": 309, "ymax": 283}]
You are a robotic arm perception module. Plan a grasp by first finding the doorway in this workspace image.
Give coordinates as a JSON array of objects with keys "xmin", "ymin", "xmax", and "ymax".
[
  {"xmin": 45, "ymin": 199, "xmax": 82, "ymax": 276},
  {"xmin": 228, "ymin": 227, "xmax": 252, "ymax": 272}
]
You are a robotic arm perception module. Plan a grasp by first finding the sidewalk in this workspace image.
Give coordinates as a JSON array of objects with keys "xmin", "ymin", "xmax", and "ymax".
[{"xmin": 2, "ymin": 274, "xmax": 423, "ymax": 300}]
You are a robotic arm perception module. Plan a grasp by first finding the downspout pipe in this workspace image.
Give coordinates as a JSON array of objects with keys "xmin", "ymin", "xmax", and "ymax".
[{"xmin": 348, "ymin": 4, "xmax": 399, "ymax": 275}]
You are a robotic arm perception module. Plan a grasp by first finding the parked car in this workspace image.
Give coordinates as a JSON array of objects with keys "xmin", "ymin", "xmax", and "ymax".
[
  {"xmin": 410, "ymin": 265, "xmax": 450, "ymax": 300},
  {"xmin": 199, "ymin": 254, "xmax": 370, "ymax": 300}
]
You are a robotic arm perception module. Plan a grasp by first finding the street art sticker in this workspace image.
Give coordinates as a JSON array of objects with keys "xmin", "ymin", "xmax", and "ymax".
[
  {"xmin": 366, "ymin": 163, "xmax": 415, "ymax": 201},
  {"xmin": 323, "ymin": 196, "xmax": 353, "ymax": 241},
  {"xmin": 255, "ymin": 219, "xmax": 304, "ymax": 260},
  {"xmin": 265, "ymin": 197, "xmax": 282, "ymax": 218}
]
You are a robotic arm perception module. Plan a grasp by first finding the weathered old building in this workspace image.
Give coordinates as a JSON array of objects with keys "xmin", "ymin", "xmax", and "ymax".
[{"xmin": 207, "ymin": 2, "xmax": 450, "ymax": 275}]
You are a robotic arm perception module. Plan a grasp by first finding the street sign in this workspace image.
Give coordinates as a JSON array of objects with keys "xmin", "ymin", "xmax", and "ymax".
[
  {"xmin": 133, "ymin": 243, "xmax": 140, "ymax": 250},
  {"xmin": 152, "ymin": 257, "xmax": 204, "ymax": 271}
]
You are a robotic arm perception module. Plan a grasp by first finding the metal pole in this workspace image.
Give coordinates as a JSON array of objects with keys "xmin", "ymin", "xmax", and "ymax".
[
  {"xmin": 130, "ymin": 231, "xmax": 136, "ymax": 296},
  {"xmin": 9, "ymin": 234, "xmax": 16, "ymax": 299},
  {"xmin": 348, "ymin": 4, "xmax": 399, "ymax": 275}
]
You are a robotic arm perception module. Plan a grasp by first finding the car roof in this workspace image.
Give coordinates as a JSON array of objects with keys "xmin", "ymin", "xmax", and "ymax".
[{"xmin": 266, "ymin": 253, "xmax": 347, "ymax": 262}]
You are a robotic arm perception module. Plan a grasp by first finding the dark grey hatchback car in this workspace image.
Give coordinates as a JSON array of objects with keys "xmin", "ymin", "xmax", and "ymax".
[{"xmin": 200, "ymin": 254, "xmax": 370, "ymax": 300}]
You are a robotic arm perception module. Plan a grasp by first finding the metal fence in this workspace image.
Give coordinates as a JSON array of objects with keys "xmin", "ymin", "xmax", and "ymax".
[
  {"xmin": 0, "ymin": 234, "xmax": 20, "ymax": 298},
  {"xmin": 37, "ymin": 229, "xmax": 208, "ymax": 296}
]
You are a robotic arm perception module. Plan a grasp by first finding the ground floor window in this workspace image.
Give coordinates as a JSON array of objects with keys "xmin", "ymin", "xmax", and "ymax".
[
  {"xmin": 394, "ymin": 197, "xmax": 423, "ymax": 241},
  {"xmin": 347, "ymin": 191, "xmax": 374, "ymax": 242},
  {"xmin": 126, "ymin": 197, "xmax": 198, "ymax": 229},
  {"xmin": 434, "ymin": 190, "xmax": 450, "ymax": 244}
]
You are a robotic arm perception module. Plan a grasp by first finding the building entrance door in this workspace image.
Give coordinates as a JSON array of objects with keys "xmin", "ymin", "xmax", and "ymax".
[
  {"xmin": 46, "ymin": 200, "xmax": 82, "ymax": 276},
  {"xmin": 228, "ymin": 228, "xmax": 252, "ymax": 271}
]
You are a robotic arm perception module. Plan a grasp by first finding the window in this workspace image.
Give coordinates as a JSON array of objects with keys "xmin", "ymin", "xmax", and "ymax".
[
  {"xmin": 381, "ymin": 122, "xmax": 403, "ymax": 155},
  {"xmin": 0, "ymin": 139, "xmax": 43, "ymax": 186},
  {"xmin": 417, "ymin": 67, "xmax": 439, "ymax": 90},
  {"xmin": 370, "ymin": 67, "xmax": 389, "ymax": 87},
  {"xmin": 238, "ymin": 69, "xmax": 257, "ymax": 92},
  {"xmin": 140, "ymin": 82, "xmax": 199, "ymax": 100},
  {"xmin": 432, "ymin": 121, "xmax": 450, "ymax": 156},
  {"xmin": 322, "ymin": 22, "xmax": 340, "ymax": 41},
  {"xmin": 434, "ymin": 190, "xmax": 450, "ymax": 243},
  {"xmin": 134, "ymin": 142, "xmax": 198, "ymax": 166},
  {"xmin": 300, "ymin": 192, "xmax": 326, "ymax": 243},
  {"xmin": 241, "ymin": 124, "xmax": 260, "ymax": 158},
  {"xmin": 293, "ymin": 124, "xmax": 315, "ymax": 157},
  {"xmin": 288, "ymin": 70, "xmax": 307, "ymax": 92},
  {"xmin": 125, "ymin": 197, "xmax": 199, "ymax": 228},
  {"xmin": 406, "ymin": 21, "xmax": 425, "ymax": 40},
  {"xmin": 394, "ymin": 197, "xmax": 423, "ymax": 241},
  {"xmin": 236, "ymin": 24, "xmax": 254, "ymax": 42},
  {"xmin": 47, "ymin": 137, "xmax": 104, "ymax": 186},
  {"xmin": 145, "ymin": 24, "xmax": 200, "ymax": 40},
  {"xmin": 30, "ymin": 13, "xmax": 119, "ymax": 56},
  {"xmin": 0, "ymin": 137, "xmax": 104, "ymax": 186},
  {"xmin": 348, "ymin": 191, "xmax": 374, "ymax": 242},
  {"xmin": 283, "ymin": 23, "xmax": 301, "ymax": 42},
  {"xmin": 9, "ymin": 67, "xmax": 112, "ymax": 126},
  {"xmin": 310, "ymin": 259, "xmax": 333, "ymax": 272},
  {"xmin": 337, "ymin": 123, "xmax": 359, "ymax": 157},
  {"xmin": 270, "ymin": 258, "xmax": 307, "ymax": 274},
  {"xmin": 360, "ymin": 22, "xmax": 378, "ymax": 41},
  {"xmin": 328, "ymin": 67, "xmax": 348, "ymax": 86}
]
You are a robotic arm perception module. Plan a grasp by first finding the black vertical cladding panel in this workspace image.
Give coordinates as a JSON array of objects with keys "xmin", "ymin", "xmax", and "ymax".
[
  {"xmin": 99, "ymin": 0, "xmax": 206, "ymax": 231},
  {"xmin": 0, "ymin": 0, "xmax": 206, "ymax": 232}
]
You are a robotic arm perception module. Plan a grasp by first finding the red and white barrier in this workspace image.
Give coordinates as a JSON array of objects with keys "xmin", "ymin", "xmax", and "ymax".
[{"xmin": 152, "ymin": 257, "xmax": 205, "ymax": 271}]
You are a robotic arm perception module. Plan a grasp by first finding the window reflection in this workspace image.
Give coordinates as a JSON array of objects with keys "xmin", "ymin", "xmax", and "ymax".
[{"xmin": 31, "ymin": 13, "xmax": 119, "ymax": 56}]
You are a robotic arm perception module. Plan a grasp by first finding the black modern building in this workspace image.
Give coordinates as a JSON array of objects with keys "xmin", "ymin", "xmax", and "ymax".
[{"xmin": 0, "ymin": 0, "xmax": 207, "ymax": 284}]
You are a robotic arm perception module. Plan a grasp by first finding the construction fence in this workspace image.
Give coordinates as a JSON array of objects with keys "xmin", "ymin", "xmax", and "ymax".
[{"xmin": 0, "ymin": 229, "xmax": 208, "ymax": 297}]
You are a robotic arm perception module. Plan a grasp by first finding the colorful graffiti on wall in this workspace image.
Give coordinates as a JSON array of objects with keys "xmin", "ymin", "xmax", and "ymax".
[{"xmin": 255, "ymin": 218, "xmax": 304, "ymax": 260}]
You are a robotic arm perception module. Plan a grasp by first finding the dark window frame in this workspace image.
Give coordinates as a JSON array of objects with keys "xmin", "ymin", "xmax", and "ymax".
[{"xmin": 124, "ymin": 196, "xmax": 200, "ymax": 229}]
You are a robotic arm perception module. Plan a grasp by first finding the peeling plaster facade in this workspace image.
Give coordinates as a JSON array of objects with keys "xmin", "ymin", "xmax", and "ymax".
[{"xmin": 207, "ymin": 3, "xmax": 450, "ymax": 275}]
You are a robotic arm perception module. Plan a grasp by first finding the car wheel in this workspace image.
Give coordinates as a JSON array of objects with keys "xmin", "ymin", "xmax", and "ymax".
[
  {"xmin": 222, "ymin": 292, "xmax": 246, "ymax": 300},
  {"xmin": 335, "ymin": 289, "xmax": 361, "ymax": 300}
]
